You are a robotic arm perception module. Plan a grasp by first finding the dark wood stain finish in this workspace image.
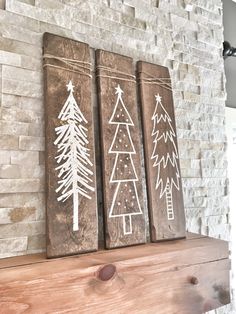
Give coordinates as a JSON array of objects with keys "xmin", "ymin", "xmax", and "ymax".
[
  {"xmin": 138, "ymin": 61, "xmax": 186, "ymax": 241},
  {"xmin": 43, "ymin": 33, "xmax": 98, "ymax": 257},
  {"xmin": 96, "ymin": 50, "xmax": 146, "ymax": 248}
]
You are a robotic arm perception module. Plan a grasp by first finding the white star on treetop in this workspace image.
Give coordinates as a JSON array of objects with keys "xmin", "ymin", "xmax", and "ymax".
[
  {"xmin": 66, "ymin": 80, "xmax": 74, "ymax": 92},
  {"xmin": 155, "ymin": 94, "xmax": 162, "ymax": 103},
  {"xmin": 115, "ymin": 84, "xmax": 124, "ymax": 96}
]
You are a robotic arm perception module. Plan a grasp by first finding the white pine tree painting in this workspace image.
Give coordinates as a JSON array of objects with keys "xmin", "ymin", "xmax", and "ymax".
[
  {"xmin": 151, "ymin": 93, "xmax": 180, "ymax": 221},
  {"xmin": 54, "ymin": 80, "xmax": 94, "ymax": 231},
  {"xmin": 108, "ymin": 84, "xmax": 142, "ymax": 235}
]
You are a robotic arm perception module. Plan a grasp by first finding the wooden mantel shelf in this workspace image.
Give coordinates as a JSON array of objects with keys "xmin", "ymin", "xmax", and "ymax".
[{"xmin": 0, "ymin": 233, "xmax": 230, "ymax": 314}]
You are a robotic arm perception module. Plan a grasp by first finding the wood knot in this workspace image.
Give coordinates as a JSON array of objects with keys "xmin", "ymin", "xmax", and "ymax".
[
  {"xmin": 98, "ymin": 264, "xmax": 116, "ymax": 281},
  {"xmin": 190, "ymin": 276, "xmax": 199, "ymax": 285}
]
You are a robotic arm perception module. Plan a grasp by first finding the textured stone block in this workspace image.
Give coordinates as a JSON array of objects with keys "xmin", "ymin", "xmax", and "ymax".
[
  {"xmin": 109, "ymin": 0, "xmax": 123, "ymax": 11},
  {"xmin": 0, "ymin": 179, "xmax": 43, "ymax": 193},
  {"xmin": 0, "ymin": 50, "xmax": 21, "ymax": 67},
  {"xmin": 0, "ymin": 221, "xmax": 45, "ymax": 238},
  {"xmin": 0, "ymin": 208, "xmax": 13, "ymax": 224},
  {"xmin": 19, "ymin": 136, "xmax": 44, "ymax": 151},
  {"xmin": 10, "ymin": 206, "xmax": 36, "ymax": 222},
  {"xmin": 0, "ymin": 7, "xmax": 40, "ymax": 32},
  {"xmin": 27, "ymin": 234, "xmax": 45, "ymax": 250},
  {"xmin": 0, "ymin": 36, "xmax": 42, "ymax": 58},
  {"xmin": 0, "ymin": 23, "xmax": 41, "ymax": 46},
  {"xmin": 0, "ymin": 151, "xmax": 11, "ymax": 164},
  {"xmin": 0, "ymin": 206, "xmax": 36, "ymax": 223},
  {"xmin": 121, "ymin": 14, "xmax": 146, "ymax": 29},
  {"xmin": 202, "ymin": 215, "xmax": 227, "ymax": 227},
  {"xmin": 181, "ymin": 168, "xmax": 201, "ymax": 178},
  {"xmin": 0, "ymin": 164, "xmax": 45, "ymax": 180},
  {"xmin": 6, "ymin": 0, "xmax": 72, "ymax": 28},
  {"xmin": 28, "ymin": 122, "xmax": 44, "ymax": 137},
  {"xmin": 21, "ymin": 54, "xmax": 42, "ymax": 72},
  {"xmin": 96, "ymin": 5, "xmax": 121, "ymax": 22},
  {"xmin": 11, "ymin": 151, "xmax": 39, "ymax": 165},
  {"xmin": 35, "ymin": 0, "xmax": 64, "ymax": 9},
  {"xmin": 208, "ymin": 223, "xmax": 230, "ymax": 241},
  {"xmin": 0, "ymin": 120, "xmax": 29, "ymax": 136},
  {"xmin": 2, "ymin": 94, "xmax": 43, "ymax": 113},
  {"xmin": 70, "ymin": 1, "xmax": 93, "ymax": 24},
  {"xmin": 0, "ymin": 165, "xmax": 20, "ymax": 179},
  {"xmin": 186, "ymin": 216, "xmax": 201, "ymax": 234},
  {"xmin": 2, "ymin": 79, "xmax": 43, "ymax": 98},
  {"xmin": 2, "ymin": 65, "xmax": 42, "ymax": 84},
  {"xmin": 0, "ymin": 135, "xmax": 18, "ymax": 150},
  {"xmin": 122, "ymin": 3, "xmax": 135, "ymax": 17},
  {"xmin": 202, "ymin": 168, "xmax": 227, "ymax": 178},
  {"xmin": 2, "ymin": 107, "xmax": 43, "ymax": 123},
  {"xmin": 0, "ymin": 237, "xmax": 28, "ymax": 254},
  {"xmin": 17, "ymin": 165, "xmax": 45, "ymax": 179},
  {"xmin": 0, "ymin": 192, "xmax": 44, "ymax": 209}
]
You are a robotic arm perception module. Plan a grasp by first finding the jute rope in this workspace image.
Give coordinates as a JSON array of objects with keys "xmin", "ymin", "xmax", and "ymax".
[
  {"xmin": 43, "ymin": 54, "xmax": 92, "ymax": 78},
  {"xmin": 96, "ymin": 65, "xmax": 136, "ymax": 83},
  {"xmin": 138, "ymin": 71, "xmax": 172, "ymax": 91}
]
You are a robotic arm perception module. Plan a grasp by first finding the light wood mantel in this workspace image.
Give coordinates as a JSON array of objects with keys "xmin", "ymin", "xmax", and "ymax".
[{"xmin": 0, "ymin": 233, "xmax": 230, "ymax": 314}]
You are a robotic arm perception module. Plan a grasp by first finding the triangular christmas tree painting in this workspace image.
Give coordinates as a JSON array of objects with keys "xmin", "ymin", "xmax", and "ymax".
[
  {"xmin": 151, "ymin": 93, "xmax": 180, "ymax": 221},
  {"xmin": 109, "ymin": 84, "xmax": 142, "ymax": 235},
  {"xmin": 54, "ymin": 80, "xmax": 94, "ymax": 231}
]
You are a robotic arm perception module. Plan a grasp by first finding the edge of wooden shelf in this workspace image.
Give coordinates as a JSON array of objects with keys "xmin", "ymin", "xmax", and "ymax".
[
  {"xmin": 0, "ymin": 232, "xmax": 228, "ymax": 270},
  {"xmin": 0, "ymin": 233, "xmax": 230, "ymax": 314}
]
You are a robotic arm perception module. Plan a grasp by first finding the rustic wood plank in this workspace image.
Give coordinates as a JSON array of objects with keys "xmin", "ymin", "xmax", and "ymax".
[
  {"xmin": 0, "ymin": 233, "xmax": 207, "ymax": 269},
  {"xmin": 43, "ymin": 33, "xmax": 98, "ymax": 257},
  {"xmin": 96, "ymin": 50, "xmax": 146, "ymax": 248},
  {"xmin": 138, "ymin": 61, "xmax": 186, "ymax": 241},
  {"xmin": 0, "ymin": 233, "xmax": 229, "ymax": 269},
  {"xmin": 0, "ymin": 236, "xmax": 230, "ymax": 313},
  {"xmin": 0, "ymin": 254, "xmax": 46, "ymax": 269}
]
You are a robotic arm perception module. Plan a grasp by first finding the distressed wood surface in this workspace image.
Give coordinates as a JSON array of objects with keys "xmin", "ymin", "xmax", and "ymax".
[
  {"xmin": 0, "ymin": 234, "xmax": 230, "ymax": 314},
  {"xmin": 43, "ymin": 33, "xmax": 98, "ymax": 257},
  {"xmin": 138, "ymin": 61, "xmax": 186, "ymax": 241},
  {"xmin": 96, "ymin": 50, "xmax": 146, "ymax": 248}
]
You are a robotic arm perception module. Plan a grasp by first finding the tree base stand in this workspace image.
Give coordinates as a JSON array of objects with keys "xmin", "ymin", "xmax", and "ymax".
[{"xmin": 0, "ymin": 233, "xmax": 230, "ymax": 314}]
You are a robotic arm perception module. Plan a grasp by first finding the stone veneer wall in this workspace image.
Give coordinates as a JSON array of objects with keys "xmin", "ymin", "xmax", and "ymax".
[{"xmin": 0, "ymin": 0, "xmax": 231, "ymax": 312}]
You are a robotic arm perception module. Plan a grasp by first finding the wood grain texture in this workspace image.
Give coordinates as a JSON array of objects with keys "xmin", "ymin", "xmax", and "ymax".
[
  {"xmin": 96, "ymin": 50, "xmax": 146, "ymax": 248},
  {"xmin": 0, "ymin": 235, "xmax": 230, "ymax": 314},
  {"xmin": 43, "ymin": 33, "xmax": 98, "ymax": 257},
  {"xmin": 138, "ymin": 61, "xmax": 186, "ymax": 241}
]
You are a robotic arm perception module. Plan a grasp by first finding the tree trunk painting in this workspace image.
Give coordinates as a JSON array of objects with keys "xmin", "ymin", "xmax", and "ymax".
[
  {"xmin": 151, "ymin": 93, "xmax": 180, "ymax": 221},
  {"xmin": 108, "ymin": 84, "xmax": 143, "ymax": 235},
  {"xmin": 165, "ymin": 182, "xmax": 174, "ymax": 220},
  {"xmin": 138, "ymin": 61, "xmax": 186, "ymax": 241},
  {"xmin": 44, "ymin": 33, "xmax": 98, "ymax": 257},
  {"xmin": 96, "ymin": 49, "xmax": 146, "ymax": 248},
  {"xmin": 54, "ymin": 81, "xmax": 94, "ymax": 232}
]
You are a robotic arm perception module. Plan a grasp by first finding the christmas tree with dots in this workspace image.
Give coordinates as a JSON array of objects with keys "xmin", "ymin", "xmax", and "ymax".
[
  {"xmin": 151, "ymin": 93, "xmax": 180, "ymax": 221},
  {"xmin": 54, "ymin": 80, "xmax": 94, "ymax": 232},
  {"xmin": 108, "ymin": 84, "xmax": 142, "ymax": 235}
]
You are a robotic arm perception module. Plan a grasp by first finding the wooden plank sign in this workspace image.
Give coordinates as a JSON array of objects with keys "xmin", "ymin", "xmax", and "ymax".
[
  {"xmin": 43, "ymin": 33, "xmax": 98, "ymax": 257},
  {"xmin": 96, "ymin": 50, "xmax": 146, "ymax": 248},
  {"xmin": 138, "ymin": 61, "xmax": 186, "ymax": 241}
]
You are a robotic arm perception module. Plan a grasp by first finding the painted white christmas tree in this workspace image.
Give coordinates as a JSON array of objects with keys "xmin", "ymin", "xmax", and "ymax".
[
  {"xmin": 54, "ymin": 80, "xmax": 94, "ymax": 231},
  {"xmin": 109, "ymin": 84, "xmax": 142, "ymax": 235},
  {"xmin": 151, "ymin": 93, "xmax": 180, "ymax": 221}
]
